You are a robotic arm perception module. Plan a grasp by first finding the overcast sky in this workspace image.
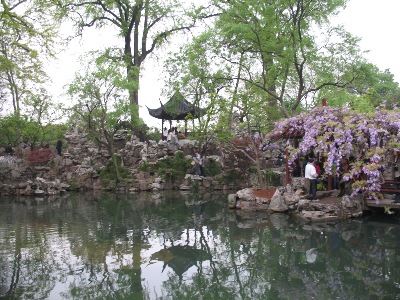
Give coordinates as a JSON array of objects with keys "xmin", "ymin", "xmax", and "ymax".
[
  {"xmin": 48, "ymin": 0, "xmax": 400, "ymax": 128},
  {"xmin": 333, "ymin": 0, "xmax": 400, "ymax": 82}
]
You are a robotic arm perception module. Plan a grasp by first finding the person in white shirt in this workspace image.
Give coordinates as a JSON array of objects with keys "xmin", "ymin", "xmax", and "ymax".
[
  {"xmin": 167, "ymin": 129, "xmax": 173, "ymax": 142},
  {"xmin": 162, "ymin": 127, "xmax": 168, "ymax": 141},
  {"xmin": 305, "ymin": 158, "xmax": 318, "ymax": 201}
]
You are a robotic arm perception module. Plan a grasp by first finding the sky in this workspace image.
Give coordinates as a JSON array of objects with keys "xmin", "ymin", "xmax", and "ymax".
[
  {"xmin": 333, "ymin": 0, "xmax": 400, "ymax": 82},
  {"xmin": 47, "ymin": 0, "xmax": 400, "ymax": 129}
]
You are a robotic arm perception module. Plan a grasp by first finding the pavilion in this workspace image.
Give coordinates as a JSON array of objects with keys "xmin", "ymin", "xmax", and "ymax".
[{"xmin": 146, "ymin": 91, "xmax": 202, "ymax": 138}]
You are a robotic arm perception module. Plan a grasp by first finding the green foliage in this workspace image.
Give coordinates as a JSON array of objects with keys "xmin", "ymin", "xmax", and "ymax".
[
  {"xmin": 153, "ymin": 151, "xmax": 192, "ymax": 180},
  {"xmin": 138, "ymin": 161, "xmax": 156, "ymax": 173},
  {"xmin": 99, "ymin": 156, "xmax": 132, "ymax": 189},
  {"xmin": 140, "ymin": 151, "xmax": 193, "ymax": 181},
  {"xmin": 0, "ymin": 115, "xmax": 66, "ymax": 147},
  {"xmin": 67, "ymin": 180, "xmax": 80, "ymax": 191},
  {"xmin": 264, "ymin": 168, "xmax": 281, "ymax": 187},
  {"xmin": 205, "ymin": 158, "xmax": 221, "ymax": 177},
  {"xmin": 167, "ymin": 0, "xmax": 376, "ymax": 125},
  {"xmin": 319, "ymin": 64, "xmax": 400, "ymax": 111},
  {"xmin": 217, "ymin": 0, "xmax": 352, "ymax": 114},
  {"xmin": 248, "ymin": 166, "xmax": 257, "ymax": 174},
  {"xmin": 62, "ymin": 0, "xmax": 204, "ymax": 122},
  {"xmin": 0, "ymin": 0, "xmax": 58, "ymax": 116},
  {"xmin": 219, "ymin": 169, "xmax": 244, "ymax": 185},
  {"xmin": 42, "ymin": 123, "xmax": 68, "ymax": 145},
  {"xmin": 67, "ymin": 52, "xmax": 130, "ymax": 158},
  {"xmin": 146, "ymin": 127, "xmax": 161, "ymax": 142},
  {"xmin": 0, "ymin": 115, "xmax": 36, "ymax": 146},
  {"xmin": 317, "ymin": 181, "xmax": 327, "ymax": 191}
]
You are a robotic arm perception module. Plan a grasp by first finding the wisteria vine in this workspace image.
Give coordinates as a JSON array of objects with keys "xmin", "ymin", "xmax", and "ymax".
[{"xmin": 265, "ymin": 106, "xmax": 400, "ymax": 201}]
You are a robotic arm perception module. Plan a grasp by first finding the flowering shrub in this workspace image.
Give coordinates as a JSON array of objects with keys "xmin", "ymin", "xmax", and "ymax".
[
  {"xmin": 28, "ymin": 148, "xmax": 53, "ymax": 164},
  {"xmin": 266, "ymin": 107, "xmax": 400, "ymax": 201}
]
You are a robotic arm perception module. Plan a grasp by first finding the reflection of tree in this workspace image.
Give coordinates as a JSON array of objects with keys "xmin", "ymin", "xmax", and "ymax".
[
  {"xmin": 0, "ymin": 198, "xmax": 70, "ymax": 299},
  {"xmin": 158, "ymin": 208, "xmax": 400, "ymax": 300},
  {"xmin": 151, "ymin": 245, "xmax": 211, "ymax": 281},
  {"xmin": 1, "ymin": 193, "xmax": 400, "ymax": 299},
  {"xmin": 65, "ymin": 193, "xmax": 145, "ymax": 299}
]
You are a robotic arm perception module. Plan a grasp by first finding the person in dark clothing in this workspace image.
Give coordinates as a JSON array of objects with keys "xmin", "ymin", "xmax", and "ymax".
[
  {"xmin": 5, "ymin": 143, "xmax": 14, "ymax": 155},
  {"xmin": 56, "ymin": 139, "xmax": 63, "ymax": 156},
  {"xmin": 292, "ymin": 159, "xmax": 302, "ymax": 177},
  {"xmin": 200, "ymin": 160, "xmax": 206, "ymax": 177}
]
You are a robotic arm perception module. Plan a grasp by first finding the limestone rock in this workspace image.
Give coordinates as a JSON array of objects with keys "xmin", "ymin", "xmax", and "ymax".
[
  {"xmin": 227, "ymin": 193, "xmax": 237, "ymax": 208},
  {"xmin": 269, "ymin": 189, "xmax": 288, "ymax": 212},
  {"xmin": 236, "ymin": 188, "xmax": 256, "ymax": 202}
]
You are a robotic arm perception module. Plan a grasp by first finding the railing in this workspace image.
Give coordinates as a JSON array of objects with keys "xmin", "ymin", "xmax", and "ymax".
[{"xmin": 380, "ymin": 180, "xmax": 400, "ymax": 194}]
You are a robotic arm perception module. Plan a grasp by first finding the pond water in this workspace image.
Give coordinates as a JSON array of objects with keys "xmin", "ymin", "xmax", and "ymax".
[{"xmin": 0, "ymin": 191, "xmax": 399, "ymax": 300}]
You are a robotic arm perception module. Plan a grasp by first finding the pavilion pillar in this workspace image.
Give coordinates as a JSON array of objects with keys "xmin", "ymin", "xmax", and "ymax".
[
  {"xmin": 161, "ymin": 119, "xmax": 164, "ymax": 140},
  {"xmin": 185, "ymin": 120, "xmax": 188, "ymax": 136},
  {"xmin": 285, "ymin": 149, "xmax": 290, "ymax": 185}
]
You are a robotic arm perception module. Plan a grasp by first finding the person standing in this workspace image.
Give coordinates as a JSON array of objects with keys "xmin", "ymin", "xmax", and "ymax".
[
  {"xmin": 200, "ymin": 157, "xmax": 206, "ymax": 177},
  {"xmin": 162, "ymin": 127, "xmax": 168, "ymax": 141},
  {"xmin": 177, "ymin": 131, "xmax": 186, "ymax": 140},
  {"xmin": 167, "ymin": 129, "xmax": 173, "ymax": 142},
  {"xmin": 5, "ymin": 143, "xmax": 14, "ymax": 155},
  {"xmin": 192, "ymin": 152, "xmax": 205, "ymax": 176},
  {"xmin": 305, "ymin": 158, "xmax": 318, "ymax": 201},
  {"xmin": 314, "ymin": 161, "xmax": 321, "ymax": 176},
  {"xmin": 191, "ymin": 152, "xmax": 201, "ymax": 175},
  {"xmin": 56, "ymin": 139, "xmax": 63, "ymax": 156}
]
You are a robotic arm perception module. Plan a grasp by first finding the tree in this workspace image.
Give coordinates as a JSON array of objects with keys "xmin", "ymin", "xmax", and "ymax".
[
  {"xmin": 0, "ymin": 0, "xmax": 59, "ymax": 116},
  {"xmin": 164, "ymin": 23, "xmax": 285, "ymax": 188},
  {"xmin": 205, "ymin": 0, "xmax": 365, "ymax": 117},
  {"xmin": 0, "ymin": 114, "xmax": 40, "ymax": 146},
  {"xmin": 59, "ymin": 0, "xmax": 205, "ymax": 127},
  {"xmin": 67, "ymin": 53, "xmax": 131, "ymax": 183},
  {"xmin": 318, "ymin": 63, "xmax": 400, "ymax": 111},
  {"xmin": 164, "ymin": 30, "xmax": 231, "ymax": 151}
]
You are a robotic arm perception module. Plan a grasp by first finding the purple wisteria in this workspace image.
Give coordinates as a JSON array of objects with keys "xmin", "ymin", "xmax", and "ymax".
[{"xmin": 266, "ymin": 107, "xmax": 400, "ymax": 201}]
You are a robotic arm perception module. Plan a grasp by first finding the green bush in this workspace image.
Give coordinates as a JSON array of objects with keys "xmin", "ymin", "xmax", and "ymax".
[
  {"xmin": 264, "ymin": 168, "xmax": 281, "ymax": 187},
  {"xmin": 99, "ymin": 156, "xmax": 132, "ymax": 188},
  {"xmin": 220, "ymin": 169, "xmax": 244, "ymax": 184},
  {"xmin": 248, "ymin": 166, "xmax": 257, "ymax": 174},
  {"xmin": 0, "ymin": 115, "xmax": 68, "ymax": 147},
  {"xmin": 205, "ymin": 158, "xmax": 221, "ymax": 177},
  {"xmin": 147, "ymin": 127, "xmax": 161, "ymax": 141},
  {"xmin": 139, "ymin": 161, "xmax": 156, "ymax": 173},
  {"xmin": 154, "ymin": 151, "xmax": 192, "ymax": 180}
]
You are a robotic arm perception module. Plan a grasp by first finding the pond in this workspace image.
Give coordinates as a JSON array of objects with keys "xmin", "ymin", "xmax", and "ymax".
[{"xmin": 0, "ymin": 191, "xmax": 399, "ymax": 300}]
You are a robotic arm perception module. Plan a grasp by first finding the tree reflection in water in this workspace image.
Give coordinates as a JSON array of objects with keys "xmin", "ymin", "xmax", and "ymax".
[
  {"xmin": 0, "ymin": 191, "xmax": 399, "ymax": 299},
  {"xmin": 151, "ymin": 245, "xmax": 211, "ymax": 281}
]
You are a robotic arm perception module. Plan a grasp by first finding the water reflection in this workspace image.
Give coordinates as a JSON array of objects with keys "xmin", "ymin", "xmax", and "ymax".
[
  {"xmin": 0, "ymin": 191, "xmax": 399, "ymax": 299},
  {"xmin": 151, "ymin": 245, "xmax": 211, "ymax": 281}
]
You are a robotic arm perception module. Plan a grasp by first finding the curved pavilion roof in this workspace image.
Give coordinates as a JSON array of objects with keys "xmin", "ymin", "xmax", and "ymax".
[{"xmin": 146, "ymin": 91, "xmax": 202, "ymax": 120}]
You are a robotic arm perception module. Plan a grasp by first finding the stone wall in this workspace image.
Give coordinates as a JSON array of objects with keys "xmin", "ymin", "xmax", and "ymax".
[
  {"xmin": 231, "ymin": 177, "xmax": 364, "ymax": 222},
  {"xmin": 0, "ymin": 131, "xmax": 285, "ymax": 196}
]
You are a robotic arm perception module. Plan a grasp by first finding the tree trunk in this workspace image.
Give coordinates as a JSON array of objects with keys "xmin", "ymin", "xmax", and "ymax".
[
  {"xmin": 105, "ymin": 132, "xmax": 122, "ymax": 182},
  {"xmin": 255, "ymin": 150, "xmax": 265, "ymax": 189}
]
